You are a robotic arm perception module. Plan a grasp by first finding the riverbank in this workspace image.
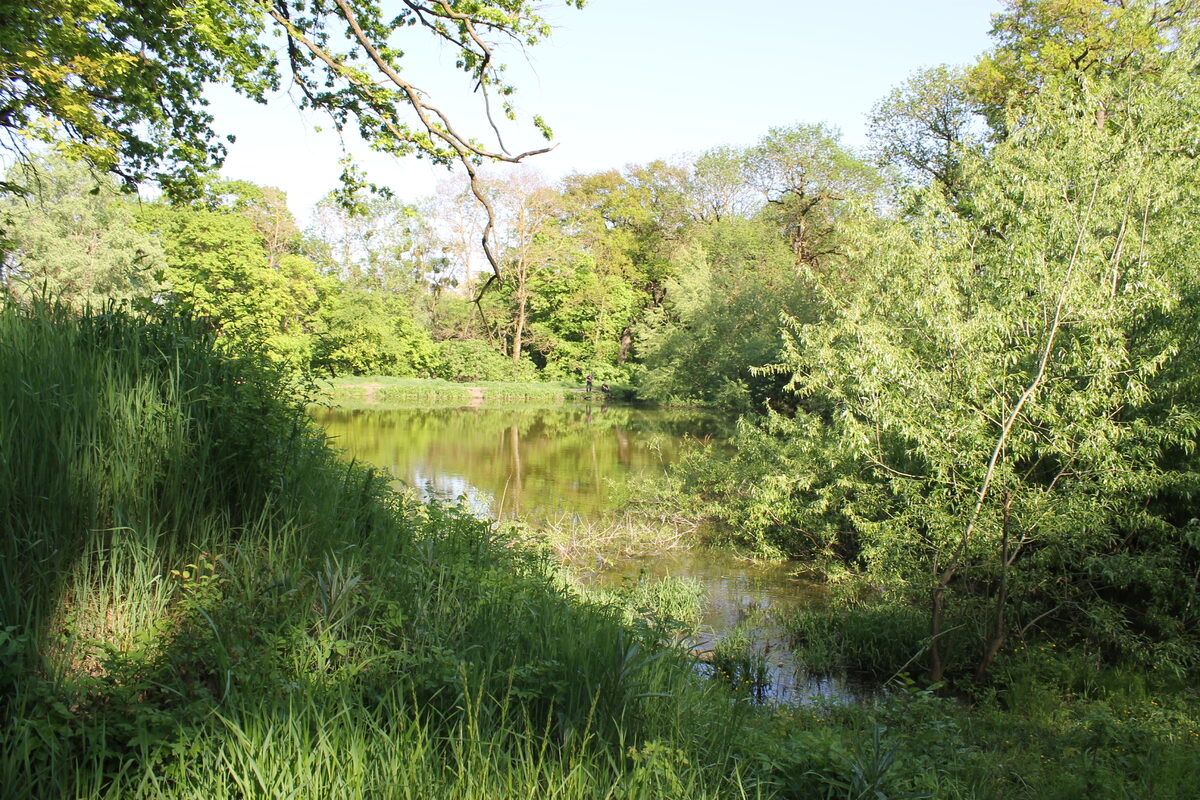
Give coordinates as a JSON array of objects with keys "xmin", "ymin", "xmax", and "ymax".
[
  {"xmin": 0, "ymin": 305, "xmax": 776, "ymax": 798},
  {"xmin": 322, "ymin": 375, "xmax": 637, "ymax": 407},
  {"xmin": 314, "ymin": 385, "xmax": 1200, "ymax": 798}
]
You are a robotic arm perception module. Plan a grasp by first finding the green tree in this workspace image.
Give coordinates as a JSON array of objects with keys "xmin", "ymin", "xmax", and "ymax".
[
  {"xmin": 314, "ymin": 287, "xmax": 435, "ymax": 376},
  {"xmin": 555, "ymin": 162, "xmax": 692, "ymax": 366},
  {"xmin": 743, "ymin": 123, "xmax": 882, "ymax": 268},
  {"xmin": 0, "ymin": 0, "xmax": 273, "ymax": 195},
  {"xmin": 969, "ymin": 0, "xmax": 1197, "ymax": 135},
  {"xmin": 687, "ymin": 146, "xmax": 758, "ymax": 223},
  {"xmin": 637, "ymin": 217, "xmax": 805, "ymax": 410},
  {"xmin": 1, "ymin": 0, "xmax": 581, "ymax": 215},
  {"xmin": 527, "ymin": 250, "xmax": 641, "ymax": 379},
  {"xmin": 868, "ymin": 65, "xmax": 983, "ymax": 202},
  {"xmin": 200, "ymin": 178, "xmax": 302, "ymax": 268},
  {"xmin": 309, "ymin": 190, "xmax": 436, "ymax": 295},
  {"xmin": 140, "ymin": 201, "xmax": 330, "ymax": 365},
  {"xmin": 0, "ymin": 155, "xmax": 163, "ymax": 305},
  {"xmin": 481, "ymin": 169, "xmax": 564, "ymax": 362},
  {"xmin": 767, "ymin": 21, "xmax": 1200, "ymax": 681}
]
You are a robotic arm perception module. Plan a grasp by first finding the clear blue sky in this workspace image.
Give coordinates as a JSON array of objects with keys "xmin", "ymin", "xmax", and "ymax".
[{"xmin": 209, "ymin": 0, "xmax": 1002, "ymax": 222}]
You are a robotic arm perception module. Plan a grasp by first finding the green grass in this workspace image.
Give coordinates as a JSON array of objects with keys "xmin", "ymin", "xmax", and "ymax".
[
  {"xmin": 773, "ymin": 596, "xmax": 1200, "ymax": 799},
  {"xmin": 320, "ymin": 376, "xmax": 605, "ymax": 406},
  {"xmin": 0, "ymin": 302, "xmax": 765, "ymax": 798},
  {"xmin": 3, "ymin": 301, "xmax": 1196, "ymax": 799}
]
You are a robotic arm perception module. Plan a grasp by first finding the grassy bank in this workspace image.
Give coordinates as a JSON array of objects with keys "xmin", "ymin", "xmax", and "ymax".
[
  {"xmin": 0, "ymin": 304, "xmax": 757, "ymax": 798},
  {"xmin": 320, "ymin": 376, "xmax": 638, "ymax": 407}
]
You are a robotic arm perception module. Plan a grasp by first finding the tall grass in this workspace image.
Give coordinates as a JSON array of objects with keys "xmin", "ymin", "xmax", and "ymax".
[{"xmin": 0, "ymin": 302, "xmax": 764, "ymax": 798}]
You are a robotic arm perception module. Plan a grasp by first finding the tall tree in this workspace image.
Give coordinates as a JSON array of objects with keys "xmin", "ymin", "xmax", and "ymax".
[
  {"xmin": 770, "ymin": 14, "xmax": 1200, "ymax": 681},
  {"xmin": 637, "ymin": 217, "xmax": 805, "ymax": 410},
  {"xmin": 969, "ymin": 0, "xmax": 1198, "ymax": 135},
  {"xmin": 687, "ymin": 146, "xmax": 758, "ymax": 223},
  {"xmin": 743, "ymin": 123, "xmax": 882, "ymax": 268},
  {"xmin": 139, "ymin": 201, "xmax": 329, "ymax": 364},
  {"xmin": 482, "ymin": 169, "xmax": 562, "ymax": 361},
  {"xmin": 868, "ymin": 65, "xmax": 983, "ymax": 202},
  {"xmin": 201, "ymin": 179, "xmax": 302, "ymax": 269},
  {"xmin": 309, "ymin": 191, "xmax": 435, "ymax": 298}
]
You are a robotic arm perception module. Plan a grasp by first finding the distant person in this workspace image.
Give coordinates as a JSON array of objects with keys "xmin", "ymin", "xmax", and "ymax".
[
  {"xmin": 586, "ymin": 373, "xmax": 594, "ymax": 392},
  {"xmin": 600, "ymin": 382, "xmax": 611, "ymax": 397}
]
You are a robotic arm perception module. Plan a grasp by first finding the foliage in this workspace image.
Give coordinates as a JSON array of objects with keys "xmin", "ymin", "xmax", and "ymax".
[
  {"xmin": 308, "ymin": 190, "xmax": 440, "ymax": 294},
  {"xmin": 0, "ymin": 0, "xmax": 274, "ymax": 195},
  {"xmin": 0, "ymin": 0, "xmax": 582, "ymax": 199},
  {"xmin": 689, "ymin": 3, "xmax": 1200, "ymax": 685},
  {"xmin": 968, "ymin": 0, "xmax": 1196, "ymax": 136},
  {"xmin": 529, "ymin": 250, "xmax": 642, "ymax": 380},
  {"xmin": 432, "ymin": 337, "xmax": 540, "ymax": 381},
  {"xmin": 314, "ymin": 287, "xmax": 436, "ymax": 376},
  {"xmin": 0, "ymin": 155, "xmax": 163, "ymax": 305},
  {"xmin": 637, "ymin": 218, "xmax": 810, "ymax": 410},
  {"xmin": 867, "ymin": 64, "xmax": 984, "ymax": 201},
  {"xmin": 743, "ymin": 122, "xmax": 883, "ymax": 268},
  {"xmin": 139, "ymin": 201, "xmax": 331, "ymax": 365}
]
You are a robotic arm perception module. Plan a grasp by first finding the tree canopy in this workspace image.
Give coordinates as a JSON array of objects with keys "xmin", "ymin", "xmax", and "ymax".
[{"xmin": 0, "ymin": 0, "xmax": 582, "ymax": 218}]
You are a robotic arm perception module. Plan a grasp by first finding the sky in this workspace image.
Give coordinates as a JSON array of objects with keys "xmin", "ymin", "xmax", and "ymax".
[{"xmin": 209, "ymin": 0, "xmax": 1003, "ymax": 224}]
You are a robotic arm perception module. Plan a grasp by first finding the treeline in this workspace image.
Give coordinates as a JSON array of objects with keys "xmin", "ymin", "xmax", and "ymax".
[{"xmin": 2, "ymin": 119, "xmax": 890, "ymax": 408}]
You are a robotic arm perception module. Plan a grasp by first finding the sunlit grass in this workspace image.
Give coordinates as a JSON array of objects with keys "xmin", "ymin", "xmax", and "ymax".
[
  {"xmin": 0, "ymin": 302, "xmax": 760, "ymax": 799},
  {"xmin": 320, "ymin": 375, "xmax": 594, "ymax": 406}
]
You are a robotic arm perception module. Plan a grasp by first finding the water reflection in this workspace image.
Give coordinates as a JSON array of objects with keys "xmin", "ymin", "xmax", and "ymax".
[
  {"xmin": 312, "ymin": 403, "xmax": 730, "ymax": 521},
  {"xmin": 311, "ymin": 402, "xmax": 858, "ymax": 704},
  {"xmin": 587, "ymin": 550, "xmax": 865, "ymax": 705}
]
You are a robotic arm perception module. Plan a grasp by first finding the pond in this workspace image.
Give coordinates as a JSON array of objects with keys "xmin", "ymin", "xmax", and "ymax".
[
  {"xmin": 312, "ymin": 401, "xmax": 729, "ymax": 521},
  {"xmin": 312, "ymin": 400, "xmax": 859, "ymax": 704}
]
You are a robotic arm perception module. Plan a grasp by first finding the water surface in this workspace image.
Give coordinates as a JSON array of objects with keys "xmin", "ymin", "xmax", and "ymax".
[
  {"xmin": 313, "ymin": 402, "xmax": 729, "ymax": 521},
  {"xmin": 313, "ymin": 401, "xmax": 857, "ymax": 704}
]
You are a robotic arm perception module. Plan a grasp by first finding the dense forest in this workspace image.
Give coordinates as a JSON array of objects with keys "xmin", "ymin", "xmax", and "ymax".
[{"xmin": 3, "ymin": 0, "xmax": 1200, "ymax": 797}]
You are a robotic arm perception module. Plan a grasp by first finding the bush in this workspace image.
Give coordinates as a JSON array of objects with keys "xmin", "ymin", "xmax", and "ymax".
[
  {"xmin": 430, "ymin": 338, "xmax": 540, "ymax": 382},
  {"xmin": 313, "ymin": 289, "xmax": 436, "ymax": 376}
]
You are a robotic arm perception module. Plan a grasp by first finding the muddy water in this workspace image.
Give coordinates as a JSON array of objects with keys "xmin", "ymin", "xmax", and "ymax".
[{"xmin": 313, "ymin": 401, "xmax": 858, "ymax": 703}]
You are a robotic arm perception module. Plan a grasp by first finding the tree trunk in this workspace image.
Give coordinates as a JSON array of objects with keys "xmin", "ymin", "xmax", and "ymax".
[
  {"xmin": 618, "ymin": 325, "xmax": 633, "ymax": 363},
  {"xmin": 975, "ymin": 493, "xmax": 1014, "ymax": 682},
  {"xmin": 512, "ymin": 291, "xmax": 527, "ymax": 362},
  {"xmin": 930, "ymin": 583, "xmax": 947, "ymax": 684}
]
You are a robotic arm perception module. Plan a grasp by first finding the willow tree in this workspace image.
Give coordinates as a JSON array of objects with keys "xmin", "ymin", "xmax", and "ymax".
[{"xmin": 774, "ymin": 8, "xmax": 1200, "ymax": 682}]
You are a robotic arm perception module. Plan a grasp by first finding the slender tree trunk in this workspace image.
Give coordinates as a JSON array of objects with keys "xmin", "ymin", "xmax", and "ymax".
[
  {"xmin": 975, "ymin": 492, "xmax": 1013, "ymax": 682},
  {"xmin": 512, "ymin": 289, "xmax": 527, "ymax": 362},
  {"xmin": 930, "ymin": 584, "xmax": 947, "ymax": 684},
  {"xmin": 929, "ymin": 178, "xmax": 1100, "ymax": 685}
]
